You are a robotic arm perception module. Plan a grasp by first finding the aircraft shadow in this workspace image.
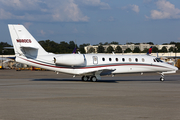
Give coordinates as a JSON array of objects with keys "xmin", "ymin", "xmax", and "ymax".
[
  {"xmin": 32, "ymin": 78, "xmax": 82, "ymax": 82},
  {"xmin": 32, "ymin": 78, "xmax": 119, "ymax": 83},
  {"xmin": 31, "ymin": 78, "xmax": 175, "ymax": 83}
]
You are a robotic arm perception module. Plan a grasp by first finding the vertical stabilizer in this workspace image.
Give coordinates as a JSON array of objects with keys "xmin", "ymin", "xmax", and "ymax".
[
  {"xmin": 147, "ymin": 46, "xmax": 152, "ymax": 55},
  {"xmin": 8, "ymin": 24, "xmax": 48, "ymax": 58}
]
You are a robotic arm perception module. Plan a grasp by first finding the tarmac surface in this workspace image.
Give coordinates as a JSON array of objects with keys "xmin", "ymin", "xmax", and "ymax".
[{"xmin": 0, "ymin": 69, "xmax": 180, "ymax": 120}]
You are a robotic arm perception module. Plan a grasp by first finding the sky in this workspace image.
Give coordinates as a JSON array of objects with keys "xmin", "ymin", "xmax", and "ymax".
[{"xmin": 1, "ymin": 0, "xmax": 180, "ymax": 46}]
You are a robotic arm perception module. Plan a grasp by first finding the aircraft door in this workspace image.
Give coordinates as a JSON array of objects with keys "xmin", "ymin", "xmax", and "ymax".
[{"xmin": 93, "ymin": 56, "xmax": 98, "ymax": 64}]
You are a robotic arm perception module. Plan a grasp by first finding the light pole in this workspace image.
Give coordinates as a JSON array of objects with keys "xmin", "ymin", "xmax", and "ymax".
[
  {"xmin": 2, "ymin": 50, "xmax": 4, "ymax": 69},
  {"xmin": 174, "ymin": 47, "xmax": 178, "ymax": 64}
]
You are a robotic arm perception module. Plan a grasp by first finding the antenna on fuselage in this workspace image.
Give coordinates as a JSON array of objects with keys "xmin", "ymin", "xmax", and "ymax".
[{"xmin": 157, "ymin": 52, "xmax": 159, "ymax": 58}]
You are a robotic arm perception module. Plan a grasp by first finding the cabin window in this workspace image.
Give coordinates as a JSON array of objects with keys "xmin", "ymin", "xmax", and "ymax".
[
  {"xmin": 135, "ymin": 58, "xmax": 138, "ymax": 62},
  {"xmin": 109, "ymin": 58, "xmax": 112, "ymax": 61},
  {"xmin": 122, "ymin": 58, "xmax": 125, "ymax": 62},
  {"xmin": 116, "ymin": 58, "xmax": 118, "ymax": 62},
  {"xmin": 129, "ymin": 58, "xmax": 132, "ymax": 62},
  {"xmin": 102, "ymin": 58, "xmax": 105, "ymax": 61},
  {"xmin": 142, "ymin": 58, "xmax": 145, "ymax": 62}
]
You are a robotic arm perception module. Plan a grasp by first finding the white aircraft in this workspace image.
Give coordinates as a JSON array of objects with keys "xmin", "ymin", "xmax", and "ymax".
[{"xmin": 8, "ymin": 24, "xmax": 178, "ymax": 82}]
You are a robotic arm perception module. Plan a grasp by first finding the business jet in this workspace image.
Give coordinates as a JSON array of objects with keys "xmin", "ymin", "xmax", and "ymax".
[{"xmin": 8, "ymin": 24, "xmax": 178, "ymax": 82}]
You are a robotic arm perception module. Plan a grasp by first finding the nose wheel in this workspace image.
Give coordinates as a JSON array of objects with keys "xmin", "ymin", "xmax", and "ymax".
[
  {"xmin": 160, "ymin": 73, "xmax": 164, "ymax": 82},
  {"xmin": 160, "ymin": 77, "xmax": 164, "ymax": 81}
]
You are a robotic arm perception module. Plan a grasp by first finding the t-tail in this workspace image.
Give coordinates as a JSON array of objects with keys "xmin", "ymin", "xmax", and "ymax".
[
  {"xmin": 147, "ymin": 46, "xmax": 152, "ymax": 55},
  {"xmin": 8, "ymin": 24, "xmax": 48, "ymax": 58}
]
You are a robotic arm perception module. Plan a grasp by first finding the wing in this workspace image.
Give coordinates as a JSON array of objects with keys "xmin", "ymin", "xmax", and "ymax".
[{"xmin": 80, "ymin": 68, "xmax": 116, "ymax": 80}]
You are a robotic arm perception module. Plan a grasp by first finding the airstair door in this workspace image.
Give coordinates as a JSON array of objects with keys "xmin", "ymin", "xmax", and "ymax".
[{"xmin": 93, "ymin": 56, "xmax": 98, "ymax": 64}]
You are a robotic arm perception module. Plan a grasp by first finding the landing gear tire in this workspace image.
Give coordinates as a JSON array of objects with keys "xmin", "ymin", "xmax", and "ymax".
[
  {"xmin": 82, "ymin": 76, "xmax": 89, "ymax": 81},
  {"xmin": 160, "ymin": 73, "xmax": 164, "ymax": 82},
  {"xmin": 90, "ymin": 76, "xmax": 97, "ymax": 82},
  {"xmin": 160, "ymin": 77, "xmax": 164, "ymax": 82}
]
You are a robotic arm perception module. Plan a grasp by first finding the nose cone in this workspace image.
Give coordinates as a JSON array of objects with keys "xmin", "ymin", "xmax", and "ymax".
[
  {"xmin": 170, "ymin": 64, "xmax": 178, "ymax": 71},
  {"xmin": 166, "ymin": 63, "xmax": 178, "ymax": 71},
  {"xmin": 174, "ymin": 66, "xmax": 178, "ymax": 71}
]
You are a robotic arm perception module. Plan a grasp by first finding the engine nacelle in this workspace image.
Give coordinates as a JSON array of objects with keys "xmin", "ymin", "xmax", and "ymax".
[{"xmin": 54, "ymin": 54, "xmax": 85, "ymax": 66}]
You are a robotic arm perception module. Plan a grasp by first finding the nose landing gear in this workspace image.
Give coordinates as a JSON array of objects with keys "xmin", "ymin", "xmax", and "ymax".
[{"xmin": 160, "ymin": 73, "xmax": 164, "ymax": 82}]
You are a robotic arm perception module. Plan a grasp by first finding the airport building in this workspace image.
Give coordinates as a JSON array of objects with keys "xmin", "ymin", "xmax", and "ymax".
[{"xmin": 84, "ymin": 43, "xmax": 175, "ymax": 53}]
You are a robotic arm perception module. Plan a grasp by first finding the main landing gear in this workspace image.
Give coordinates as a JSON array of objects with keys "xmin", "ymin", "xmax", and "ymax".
[
  {"xmin": 81, "ymin": 76, "xmax": 89, "ymax": 81},
  {"xmin": 82, "ymin": 76, "xmax": 97, "ymax": 82}
]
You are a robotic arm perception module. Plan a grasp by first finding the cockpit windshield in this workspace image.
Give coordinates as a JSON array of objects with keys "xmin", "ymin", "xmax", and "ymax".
[{"xmin": 155, "ymin": 58, "xmax": 163, "ymax": 62}]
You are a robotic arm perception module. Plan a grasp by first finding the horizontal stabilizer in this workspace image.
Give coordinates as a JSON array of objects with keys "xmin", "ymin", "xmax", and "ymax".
[{"xmin": 20, "ymin": 46, "xmax": 38, "ymax": 49}]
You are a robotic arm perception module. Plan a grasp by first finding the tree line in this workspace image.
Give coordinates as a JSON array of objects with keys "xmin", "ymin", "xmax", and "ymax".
[
  {"xmin": 1, "ymin": 41, "xmax": 180, "ymax": 55},
  {"xmin": 0, "ymin": 42, "xmax": 14, "ymax": 55},
  {"xmin": 0, "ymin": 40, "xmax": 88, "ymax": 55},
  {"xmin": 38, "ymin": 40, "xmax": 88, "ymax": 54}
]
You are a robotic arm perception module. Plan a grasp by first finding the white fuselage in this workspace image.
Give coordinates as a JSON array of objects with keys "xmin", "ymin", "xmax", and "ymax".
[{"xmin": 15, "ymin": 53, "xmax": 178, "ymax": 76}]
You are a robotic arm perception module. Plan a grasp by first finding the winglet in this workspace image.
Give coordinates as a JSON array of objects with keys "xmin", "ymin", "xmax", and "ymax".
[{"xmin": 147, "ymin": 46, "xmax": 152, "ymax": 55}]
